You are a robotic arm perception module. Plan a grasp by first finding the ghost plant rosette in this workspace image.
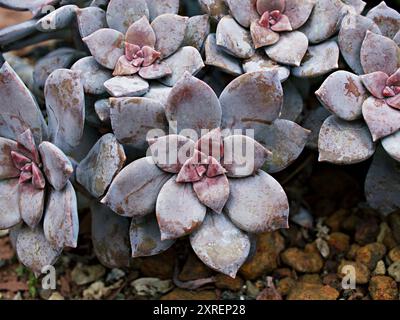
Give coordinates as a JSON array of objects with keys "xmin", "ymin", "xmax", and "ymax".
[
  {"xmin": 315, "ymin": 2, "xmax": 400, "ymax": 215},
  {"xmin": 0, "ymin": 62, "xmax": 85, "ymax": 273},
  {"xmin": 77, "ymin": 70, "xmax": 310, "ymax": 275}
]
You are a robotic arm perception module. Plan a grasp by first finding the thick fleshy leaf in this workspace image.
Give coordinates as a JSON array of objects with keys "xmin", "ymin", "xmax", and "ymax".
[
  {"xmin": 216, "ymin": 16, "xmax": 255, "ymax": 59},
  {"xmin": 151, "ymin": 14, "xmax": 188, "ymax": 59},
  {"xmin": 195, "ymin": 128, "xmax": 224, "ymax": 160},
  {"xmin": 102, "ymin": 157, "xmax": 171, "ymax": 218},
  {"xmin": 362, "ymin": 96, "xmax": 400, "ymax": 141},
  {"xmin": 365, "ymin": 148, "xmax": 400, "ymax": 216},
  {"xmin": 302, "ymin": 105, "xmax": 331, "ymax": 150},
  {"xmin": 265, "ymin": 31, "xmax": 308, "ymax": 67},
  {"xmin": 76, "ymin": 7, "xmax": 107, "ymax": 38},
  {"xmin": 104, "ymin": 75, "xmax": 149, "ymax": 97},
  {"xmin": 19, "ymin": 183, "xmax": 44, "ymax": 229},
  {"xmin": 342, "ymin": 0, "xmax": 366, "ymax": 14},
  {"xmin": 386, "ymin": 94, "xmax": 400, "ymax": 110},
  {"xmin": 339, "ymin": 13, "xmax": 381, "ymax": 75},
  {"xmin": 110, "ymin": 97, "xmax": 167, "ymax": 150},
  {"xmin": 16, "ymin": 129, "xmax": 39, "ymax": 163},
  {"xmin": 284, "ymin": 0, "xmax": 315, "ymax": 30},
  {"xmin": 94, "ymin": 99, "xmax": 111, "ymax": 123},
  {"xmin": 16, "ymin": 227, "xmax": 61, "ymax": 275},
  {"xmin": 0, "ymin": 19, "xmax": 37, "ymax": 46},
  {"xmin": 225, "ymin": 170, "xmax": 289, "ymax": 233},
  {"xmin": 91, "ymin": 202, "xmax": 131, "ymax": 268},
  {"xmin": 149, "ymin": 134, "xmax": 195, "ymax": 173},
  {"xmin": 44, "ymin": 181, "xmax": 78, "ymax": 248},
  {"xmin": 0, "ymin": 138, "xmax": 19, "ymax": 179},
  {"xmin": 183, "ymin": 15, "xmax": 210, "ymax": 51},
  {"xmin": 146, "ymin": 0, "xmax": 179, "ymax": 21},
  {"xmin": 225, "ymin": 0, "xmax": 258, "ymax": 28},
  {"xmin": 158, "ymin": 46, "xmax": 205, "ymax": 87},
  {"xmin": 38, "ymin": 141, "xmax": 73, "ymax": 191},
  {"xmin": 45, "ymin": 69, "xmax": 85, "ymax": 154},
  {"xmin": 77, "ymin": 134, "xmax": 126, "ymax": 198},
  {"xmin": 0, "ymin": 179, "xmax": 21, "ymax": 229},
  {"xmin": 257, "ymin": 119, "xmax": 310, "ymax": 173},
  {"xmin": 165, "ymin": 72, "xmax": 221, "ymax": 136},
  {"xmin": 250, "ymin": 21, "xmax": 280, "ymax": 48},
  {"xmin": 83, "ymin": 28, "xmax": 124, "ymax": 69},
  {"xmin": 0, "ymin": 62, "xmax": 46, "ymax": 144},
  {"xmin": 366, "ymin": 1, "xmax": 400, "ymax": 39},
  {"xmin": 318, "ymin": 115, "xmax": 375, "ymax": 164},
  {"xmin": 300, "ymin": 0, "xmax": 348, "ymax": 44},
  {"xmin": 223, "ymin": 135, "xmax": 271, "ymax": 177},
  {"xmin": 280, "ymin": 81, "xmax": 303, "ymax": 121},
  {"xmin": 360, "ymin": 31, "xmax": 400, "ymax": 76},
  {"xmin": 139, "ymin": 62, "xmax": 172, "ymax": 80},
  {"xmin": 292, "ymin": 40, "xmax": 339, "ymax": 77},
  {"xmin": 220, "ymin": 71, "xmax": 283, "ymax": 131},
  {"xmin": 242, "ymin": 52, "xmax": 290, "ymax": 82},
  {"xmin": 36, "ymin": 5, "xmax": 77, "ymax": 32},
  {"xmin": 205, "ymin": 34, "xmax": 242, "ymax": 76},
  {"xmin": 193, "ymin": 175, "xmax": 229, "ymax": 213},
  {"xmin": 315, "ymin": 71, "xmax": 367, "ymax": 120},
  {"xmin": 190, "ymin": 212, "xmax": 250, "ymax": 278},
  {"xmin": 360, "ymin": 71, "xmax": 388, "ymax": 99},
  {"xmin": 382, "ymin": 131, "xmax": 400, "ymax": 162},
  {"xmin": 143, "ymin": 82, "xmax": 172, "ymax": 105},
  {"xmin": 106, "ymin": 0, "xmax": 149, "ymax": 33},
  {"xmin": 0, "ymin": 0, "xmax": 56, "ymax": 14},
  {"xmin": 71, "ymin": 57, "xmax": 112, "ymax": 95},
  {"xmin": 125, "ymin": 16, "xmax": 156, "ymax": 48},
  {"xmin": 130, "ymin": 215, "xmax": 175, "ymax": 257}
]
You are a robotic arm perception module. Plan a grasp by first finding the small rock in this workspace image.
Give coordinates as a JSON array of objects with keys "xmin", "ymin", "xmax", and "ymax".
[
  {"xmin": 355, "ymin": 243, "xmax": 386, "ymax": 270},
  {"xmin": 322, "ymin": 273, "xmax": 342, "ymax": 291},
  {"xmin": 277, "ymin": 277, "xmax": 296, "ymax": 296},
  {"xmin": 291, "ymin": 207, "xmax": 314, "ymax": 229},
  {"xmin": 272, "ymin": 268, "xmax": 293, "ymax": 279},
  {"xmin": 131, "ymin": 278, "xmax": 173, "ymax": 297},
  {"xmin": 387, "ymin": 261, "xmax": 400, "ymax": 282},
  {"xmin": 48, "ymin": 292, "xmax": 64, "ymax": 300},
  {"xmin": 388, "ymin": 211, "xmax": 400, "ymax": 243},
  {"xmin": 299, "ymin": 274, "xmax": 322, "ymax": 284},
  {"xmin": 338, "ymin": 260, "xmax": 370, "ymax": 284},
  {"xmin": 315, "ymin": 238, "xmax": 330, "ymax": 258},
  {"xmin": 161, "ymin": 288, "xmax": 217, "ymax": 300},
  {"xmin": 13, "ymin": 292, "xmax": 22, "ymax": 300},
  {"xmin": 256, "ymin": 277, "xmax": 282, "ymax": 300},
  {"xmin": 373, "ymin": 260, "xmax": 386, "ymax": 276},
  {"xmin": 139, "ymin": 248, "xmax": 176, "ymax": 280},
  {"xmin": 346, "ymin": 244, "xmax": 360, "ymax": 260},
  {"xmin": 105, "ymin": 268, "xmax": 126, "ymax": 284},
  {"xmin": 368, "ymin": 276, "xmax": 398, "ymax": 300},
  {"xmin": 325, "ymin": 209, "xmax": 349, "ymax": 232},
  {"xmin": 82, "ymin": 281, "xmax": 108, "ymax": 300},
  {"xmin": 245, "ymin": 280, "xmax": 260, "ymax": 299},
  {"xmin": 354, "ymin": 216, "xmax": 380, "ymax": 245},
  {"xmin": 377, "ymin": 222, "xmax": 397, "ymax": 250},
  {"xmin": 287, "ymin": 283, "xmax": 339, "ymax": 300},
  {"xmin": 71, "ymin": 263, "xmax": 106, "ymax": 285},
  {"xmin": 281, "ymin": 243, "xmax": 324, "ymax": 273},
  {"xmin": 327, "ymin": 232, "xmax": 350, "ymax": 254},
  {"xmin": 178, "ymin": 253, "xmax": 213, "ymax": 281},
  {"xmin": 388, "ymin": 246, "xmax": 400, "ymax": 262},
  {"xmin": 215, "ymin": 274, "xmax": 244, "ymax": 291},
  {"xmin": 0, "ymin": 230, "xmax": 9, "ymax": 237},
  {"xmin": 342, "ymin": 214, "xmax": 361, "ymax": 232}
]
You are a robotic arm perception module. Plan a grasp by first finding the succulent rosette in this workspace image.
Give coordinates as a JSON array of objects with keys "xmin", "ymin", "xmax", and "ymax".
[
  {"xmin": 315, "ymin": 2, "xmax": 400, "ymax": 215},
  {"xmin": 0, "ymin": 62, "xmax": 85, "ymax": 273},
  {"xmin": 76, "ymin": 70, "xmax": 311, "ymax": 275}
]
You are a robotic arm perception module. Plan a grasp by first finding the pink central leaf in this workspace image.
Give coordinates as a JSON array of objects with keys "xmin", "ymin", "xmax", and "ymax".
[{"xmin": 258, "ymin": 10, "xmax": 292, "ymax": 32}]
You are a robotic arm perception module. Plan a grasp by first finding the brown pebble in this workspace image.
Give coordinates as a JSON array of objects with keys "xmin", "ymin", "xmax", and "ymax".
[
  {"xmin": 214, "ymin": 274, "xmax": 244, "ymax": 291},
  {"xmin": 346, "ymin": 244, "xmax": 360, "ymax": 260},
  {"xmin": 388, "ymin": 211, "xmax": 400, "ymax": 243},
  {"xmin": 299, "ymin": 274, "xmax": 322, "ymax": 284},
  {"xmin": 178, "ymin": 253, "xmax": 213, "ymax": 282},
  {"xmin": 368, "ymin": 276, "xmax": 398, "ymax": 300},
  {"xmin": 287, "ymin": 283, "xmax": 339, "ymax": 300},
  {"xmin": 338, "ymin": 260, "xmax": 370, "ymax": 284},
  {"xmin": 354, "ymin": 216, "xmax": 380, "ymax": 245},
  {"xmin": 139, "ymin": 248, "xmax": 176, "ymax": 280},
  {"xmin": 281, "ymin": 243, "xmax": 324, "ymax": 273},
  {"xmin": 355, "ymin": 243, "xmax": 386, "ymax": 270},
  {"xmin": 328, "ymin": 232, "xmax": 350, "ymax": 254},
  {"xmin": 389, "ymin": 246, "xmax": 400, "ymax": 262},
  {"xmin": 325, "ymin": 209, "xmax": 349, "ymax": 232},
  {"xmin": 161, "ymin": 288, "xmax": 217, "ymax": 300},
  {"xmin": 277, "ymin": 277, "xmax": 296, "ymax": 296}
]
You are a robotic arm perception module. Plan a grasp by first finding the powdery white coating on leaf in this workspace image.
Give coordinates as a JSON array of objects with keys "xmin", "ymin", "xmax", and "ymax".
[
  {"xmin": 138, "ymin": 62, "xmax": 172, "ymax": 80},
  {"xmin": 280, "ymin": 81, "xmax": 303, "ymax": 121},
  {"xmin": 225, "ymin": 0, "xmax": 258, "ymax": 28},
  {"xmin": 94, "ymin": 99, "xmax": 111, "ymax": 123},
  {"xmin": 83, "ymin": 28, "xmax": 124, "ymax": 70},
  {"xmin": 318, "ymin": 115, "xmax": 375, "ymax": 164},
  {"xmin": 190, "ymin": 212, "xmax": 251, "ymax": 278},
  {"xmin": 0, "ymin": 138, "xmax": 19, "ymax": 179},
  {"xmin": 76, "ymin": 133, "xmax": 126, "ymax": 199},
  {"xmin": 284, "ymin": 0, "xmax": 315, "ymax": 30},
  {"xmin": 265, "ymin": 31, "xmax": 308, "ymax": 67},
  {"xmin": 143, "ymin": 82, "xmax": 172, "ymax": 105},
  {"xmin": 156, "ymin": 175, "xmax": 206, "ymax": 240},
  {"xmin": 106, "ymin": 0, "xmax": 149, "ymax": 34},
  {"xmin": 125, "ymin": 16, "xmax": 155, "ymax": 48},
  {"xmin": 339, "ymin": 13, "xmax": 381, "ymax": 75},
  {"xmin": 315, "ymin": 71, "xmax": 367, "ymax": 120},
  {"xmin": 341, "ymin": 0, "xmax": 366, "ymax": 14},
  {"xmin": 292, "ymin": 40, "xmax": 339, "ymax": 78},
  {"xmin": 360, "ymin": 71, "xmax": 388, "ymax": 99},
  {"xmin": 365, "ymin": 148, "xmax": 400, "ymax": 216},
  {"xmin": 183, "ymin": 15, "xmax": 210, "ymax": 51},
  {"xmin": 242, "ymin": 52, "xmax": 290, "ymax": 82},
  {"xmin": 104, "ymin": 75, "xmax": 149, "ymax": 97},
  {"xmin": 366, "ymin": 1, "xmax": 400, "ymax": 39},
  {"xmin": 0, "ymin": 179, "xmax": 21, "ymax": 230},
  {"xmin": 44, "ymin": 69, "xmax": 85, "ymax": 154},
  {"xmin": 102, "ymin": 157, "xmax": 171, "ymax": 218},
  {"xmin": 76, "ymin": 6, "xmax": 107, "ymax": 38},
  {"xmin": 382, "ymin": 131, "xmax": 400, "ymax": 162},
  {"xmin": 36, "ymin": 5, "xmax": 77, "ymax": 32},
  {"xmin": 146, "ymin": 0, "xmax": 179, "ymax": 21},
  {"xmin": 130, "ymin": 215, "xmax": 175, "ymax": 258},
  {"xmin": 44, "ymin": 181, "xmax": 79, "ymax": 248},
  {"xmin": 19, "ymin": 183, "xmax": 44, "ymax": 229},
  {"xmin": 216, "ymin": 16, "xmax": 255, "ymax": 59},
  {"xmin": 250, "ymin": 21, "xmax": 280, "ymax": 48},
  {"xmin": 193, "ymin": 175, "xmax": 230, "ymax": 213},
  {"xmin": 362, "ymin": 96, "xmax": 400, "ymax": 141}
]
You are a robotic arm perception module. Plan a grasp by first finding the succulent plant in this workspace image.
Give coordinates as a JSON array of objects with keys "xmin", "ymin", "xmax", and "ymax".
[{"xmin": 0, "ymin": 61, "xmax": 85, "ymax": 274}]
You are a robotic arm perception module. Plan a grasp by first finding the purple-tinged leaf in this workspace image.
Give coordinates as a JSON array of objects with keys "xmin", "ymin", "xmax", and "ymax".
[
  {"xmin": 146, "ymin": 0, "xmax": 179, "ymax": 21},
  {"xmin": 342, "ymin": 0, "xmax": 366, "ymax": 14},
  {"xmin": 284, "ymin": 0, "xmax": 315, "ymax": 30},
  {"xmin": 19, "ymin": 183, "xmax": 44, "ymax": 228},
  {"xmin": 195, "ymin": 128, "xmax": 224, "ymax": 160},
  {"xmin": 94, "ymin": 99, "xmax": 111, "ymax": 124},
  {"xmin": 16, "ymin": 227, "xmax": 61, "ymax": 275},
  {"xmin": 362, "ymin": 96, "xmax": 400, "ymax": 141},
  {"xmin": 301, "ymin": 105, "xmax": 331, "ymax": 150},
  {"xmin": 193, "ymin": 175, "xmax": 229, "ymax": 213},
  {"xmin": 265, "ymin": 31, "xmax": 308, "ymax": 67},
  {"xmin": 165, "ymin": 72, "xmax": 221, "ymax": 136},
  {"xmin": 106, "ymin": 0, "xmax": 149, "ymax": 33},
  {"xmin": 77, "ymin": 133, "xmax": 126, "ymax": 198},
  {"xmin": 71, "ymin": 57, "xmax": 112, "ymax": 95},
  {"xmin": 159, "ymin": 46, "xmax": 205, "ymax": 87},
  {"xmin": 225, "ymin": 0, "xmax": 258, "ymax": 28},
  {"xmin": 382, "ymin": 131, "xmax": 400, "ymax": 162},
  {"xmin": 257, "ymin": 119, "xmax": 310, "ymax": 173},
  {"xmin": 360, "ymin": 31, "xmax": 399, "ymax": 76},
  {"xmin": 16, "ymin": 129, "xmax": 39, "ymax": 163},
  {"xmin": 339, "ymin": 13, "xmax": 381, "ymax": 75},
  {"xmin": 0, "ymin": 20, "xmax": 38, "ymax": 46},
  {"xmin": 292, "ymin": 40, "xmax": 339, "ymax": 77},
  {"xmin": 36, "ymin": 5, "xmax": 77, "ymax": 32},
  {"xmin": 76, "ymin": 6, "xmax": 107, "ymax": 38},
  {"xmin": 394, "ymin": 30, "xmax": 400, "ymax": 46},
  {"xmin": 242, "ymin": 52, "xmax": 290, "ymax": 82},
  {"xmin": 318, "ymin": 115, "xmax": 375, "ymax": 164},
  {"xmin": 256, "ymin": 0, "xmax": 285, "ymax": 14},
  {"xmin": 280, "ymin": 81, "xmax": 303, "ymax": 122},
  {"xmin": 366, "ymin": 1, "xmax": 400, "ymax": 39},
  {"xmin": 102, "ymin": 157, "xmax": 171, "ymax": 218},
  {"xmin": 225, "ymin": 170, "xmax": 289, "ymax": 233},
  {"xmin": 83, "ymin": 28, "xmax": 124, "ymax": 69},
  {"xmin": 38, "ymin": 141, "xmax": 73, "ymax": 191},
  {"xmin": 315, "ymin": 71, "xmax": 367, "ymax": 120},
  {"xmin": 198, "ymin": 0, "xmax": 228, "ymax": 22},
  {"xmin": 130, "ymin": 214, "xmax": 175, "ymax": 257},
  {"xmin": 386, "ymin": 94, "xmax": 400, "ymax": 110},
  {"xmin": 125, "ymin": 16, "xmax": 156, "ymax": 48},
  {"xmin": 0, "ymin": 138, "xmax": 19, "ymax": 179},
  {"xmin": 0, "ymin": 179, "xmax": 21, "ymax": 229},
  {"xmin": 45, "ymin": 69, "xmax": 85, "ymax": 154},
  {"xmin": 139, "ymin": 62, "xmax": 172, "ymax": 80},
  {"xmin": 104, "ymin": 75, "xmax": 149, "ymax": 97},
  {"xmin": 365, "ymin": 147, "xmax": 400, "ymax": 216},
  {"xmin": 143, "ymin": 82, "xmax": 172, "ymax": 105},
  {"xmin": 360, "ymin": 71, "xmax": 388, "ymax": 99},
  {"xmin": 156, "ymin": 176, "xmax": 206, "ymax": 240},
  {"xmin": 91, "ymin": 202, "xmax": 131, "ymax": 268},
  {"xmin": 183, "ymin": 15, "xmax": 210, "ymax": 51},
  {"xmin": 216, "ymin": 16, "xmax": 255, "ymax": 59},
  {"xmin": 32, "ymin": 162, "xmax": 45, "ymax": 189},
  {"xmin": 190, "ymin": 212, "xmax": 250, "ymax": 278},
  {"xmin": 110, "ymin": 97, "xmax": 167, "ymax": 150},
  {"xmin": 250, "ymin": 21, "xmax": 280, "ymax": 48},
  {"xmin": 0, "ymin": 0, "xmax": 57, "ymax": 14}
]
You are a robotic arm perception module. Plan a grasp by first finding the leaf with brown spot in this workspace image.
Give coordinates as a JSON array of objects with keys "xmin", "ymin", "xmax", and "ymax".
[
  {"xmin": 242, "ymin": 52, "xmax": 290, "ymax": 82},
  {"xmin": 0, "ymin": 179, "xmax": 21, "ymax": 230},
  {"xmin": 366, "ymin": 1, "xmax": 400, "ymax": 39}
]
